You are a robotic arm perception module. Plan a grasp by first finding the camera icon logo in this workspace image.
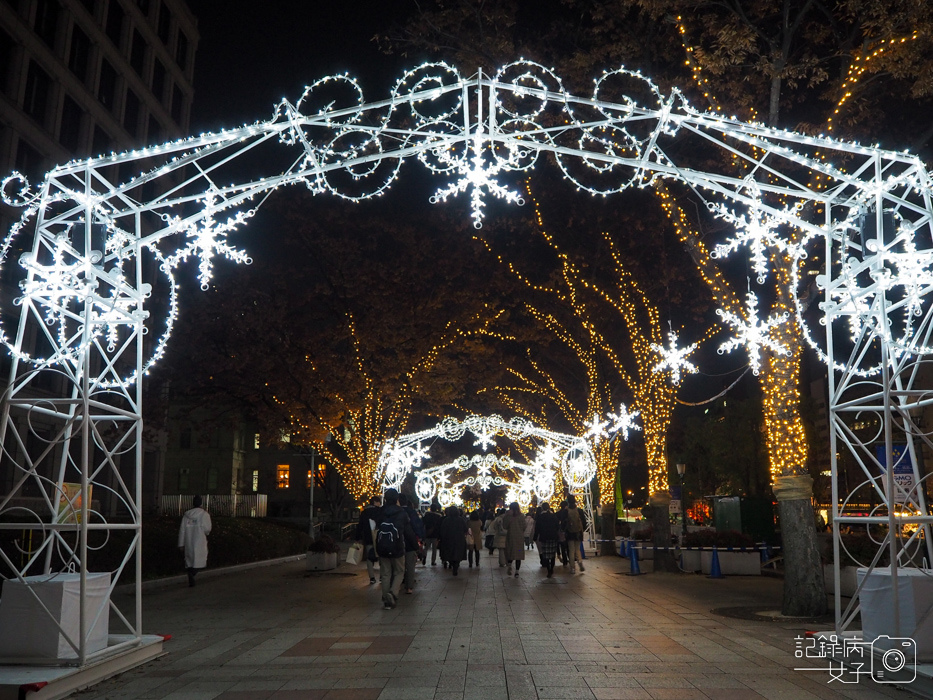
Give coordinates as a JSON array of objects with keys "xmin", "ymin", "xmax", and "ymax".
[{"xmin": 871, "ymin": 636, "xmax": 917, "ymax": 683}]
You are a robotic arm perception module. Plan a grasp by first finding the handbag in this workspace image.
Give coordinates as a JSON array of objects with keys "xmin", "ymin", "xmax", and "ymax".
[
  {"xmin": 466, "ymin": 530, "xmax": 474, "ymax": 547},
  {"xmin": 345, "ymin": 542, "xmax": 363, "ymax": 566}
]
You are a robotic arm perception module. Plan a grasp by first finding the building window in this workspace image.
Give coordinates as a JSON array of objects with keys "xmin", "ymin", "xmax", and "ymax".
[
  {"xmin": 33, "ymin": 0, "xmax": 59, "ymax": 48},
  {"xmin": 105, "ymin": 0, "xmax": 124, "ymax": 47},
  {"xmin": 146, "ymin": 113, "xmax": 161, "ymax": 145},
  {"xmin": 14, "ymin": 139, "xmax": 43, "ymax": 183},
  {"xmin": 207, "ymin": 467, "xmax": 218, "ymax": 491},
  {"xmin": 68, "ymin": 25, "xmax": 91, "ymax": 84},
  {"xmin": 59, "ymin": 95, "xmax": 83, "ymax": 151},
  {"xmin": 170, "ymin": 82, "xmax": 183, "ymax": 123},
  {"xmin": 150, "ymin": 58, "xmax": 165, "ymax": 102},
  {"xmin": 251, "ymin": 470, "xmax": 259, "ymax": 492},
  {"xmin": 178, "ymin": 467, "xmax": 188, "ymax": 491},
  {"xmin": 276, "ymin": 465, "xmax": 289, "ymax": 489},
  {"xmin": 253, "ymin": 433, "xmax": 260, "ymax": 450},
  {"xmin": 91, "ymin": 124, "xmax": 110, "ymax": 155},
  {"xmin": 175, "ymin": 30, "xmax": 187, "ymax": 70},
  {"xmin": 23, "ymin": 61, "xmax": 51, "ymax": 125},
  {"xmin": 0, "ymin": 27, "xmax": 15, "ymax": 97},
  {"xmin": 123, "ymin": 89, "xmax": 139, "ymax": 135},
  {"xmin": 129, "ymin": 28, "xmax": 145, "ymax": 75},
  {"xmin": 97, "ymin": 58, "xmax": 117, "ymax": 111},
  {"xmin": 156, "ymin": 2, "xmax": 170, "ymax": 44}
]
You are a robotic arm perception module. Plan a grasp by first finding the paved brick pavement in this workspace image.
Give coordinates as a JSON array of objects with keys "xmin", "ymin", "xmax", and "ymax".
[{"xmin": 72, "ymin": 551, "xmax": 910, "ymax": 700}]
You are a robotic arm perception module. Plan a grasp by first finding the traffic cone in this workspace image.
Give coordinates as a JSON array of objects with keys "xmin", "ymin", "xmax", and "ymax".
[
  {"xmin": 708, "ymin": 546, "xmax": 725, "ymax": 579},
  {"xmin": 627, "ymin": 545, "xmax": 643, "ymax": 576},
  {"xmin": 619, "ymin": 538, "xmax": 628, "ymax": 558}
]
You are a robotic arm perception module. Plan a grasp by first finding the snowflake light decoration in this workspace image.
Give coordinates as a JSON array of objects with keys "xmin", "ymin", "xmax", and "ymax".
[
  {"xmin": 429, "ymin": 130, "xmax": 525, "ymax": 229},
  {"xmin": 709, "ymin": 184, "xmax": 796, "ymax": 284},
  {"xmin": 717, "ymin": 291, "xmax": 788, "ymax": 375},
  {"xmin": 163, "ymin": 191, "xmax": 254, "ymax": 290},
  {"xmin": 583, "ymin": 413, "xmax": 610, "ymax": 444},
  {"xmin": 650, "ymin": 330, "xmax": 698, "ymax": 385},
  {"xmin": 607, "ymin": 404, "xmax": 641, "ymax": 441}
]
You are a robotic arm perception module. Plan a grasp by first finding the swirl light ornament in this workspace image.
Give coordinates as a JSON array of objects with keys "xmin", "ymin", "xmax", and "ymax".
[
  {"xmin": 374, "ymin": 413, "xmax": 599, "ymax": 508},
  {"xmin": 3, "ymin": 59, "xmax": 933, "ymax": 661}
]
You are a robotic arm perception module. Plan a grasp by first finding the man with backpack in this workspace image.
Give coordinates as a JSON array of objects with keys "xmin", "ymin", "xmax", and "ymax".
[{"xmin": 375, "ymin": 488, "xmax": 416, "ymax": 609}]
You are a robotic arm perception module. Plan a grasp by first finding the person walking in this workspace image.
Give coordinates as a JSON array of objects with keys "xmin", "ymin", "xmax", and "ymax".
[
  {"xmin": 533, "ymin": 502, "xmax": 560, "ymax": 578},
  {"xmin": 375, "ymin": 488, "xmax": 416, "ymax": 609},
  {"xmin": 178, "ymin": 495, "xmax": 212, "ymax": 587},
  {"xmin": 556, "ymin": 500, "xmax": 570, "ymax": 566},
  {"xmin": 437, "ymin": 505, "xmax": 468, "ymax": 575},
  {"xmin": 560, "ymin": 494, "xmax": 587, "ymax": 574},
  {"xmin": 491, "ymin": 508, "xmax": 508, "ymax": 568},
  {"xmin": 524, "ymin": 508, "xmax": 535, "ymax": 549},
  {"xmin": 503, "ymin": 501, "xmax": 526, "ymax": 577},
  {"xmin": 483, "ymin": 508, "xmax": 496, "ymax": 555},
  {"xmin": 356, "ymin": 494, "xmax": 382, "ymax": 584},
  {"xmin": 399, "ymin": 494, "xmax": 423, "ymax": 594},
  {"xmin": 467, "ymin": 510, "xmax": 483, "ymax": 568},
  {"xmin": 422, "ymin": 502, "xmax": 443, "ymax": 566}
]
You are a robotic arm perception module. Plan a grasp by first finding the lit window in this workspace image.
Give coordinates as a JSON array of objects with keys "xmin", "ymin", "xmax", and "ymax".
[
  {"xmin": 276, "ymin": 465, "xmax": 289, "ymax": 489},
  {"xmin": 251, "ymin": 470, "xmax": 259, "ymax": 492},
  {"xmin": 279, "ymin": 430, "xmax": 291, "ymax": 444},
  {"xmin": 254, "ymin": 433, "xmax": 260, "ymax": 450}
]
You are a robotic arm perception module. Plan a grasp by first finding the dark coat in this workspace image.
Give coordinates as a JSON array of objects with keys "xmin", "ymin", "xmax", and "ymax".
[
  {"xmin": 377, "ymin": 504, "xmax": 418, "ymax": 556},
  {"xmin": 422, "ymin": 510, "xmax": 443, "ymax": 538},
  {"xmin": 356, "ymin": 505, "xmax": 381, "ymax": 543},
  {"xmin": 438, "ymin": 513, "xmax": 468, "ymax": 563},
  {"xmin": 533, "ymin": 511, "xmax": 560, "ymax": 542}
]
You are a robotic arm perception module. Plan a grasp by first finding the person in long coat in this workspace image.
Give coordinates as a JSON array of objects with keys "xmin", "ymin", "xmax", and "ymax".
[
  {"xmin": 503, "ymin": 501, "xmax": 526, "ymax": 577},
  {"xmin": 438, "ymin": 506, "xmax": 468, "ymax": 575},
  {"xmin": 492, "ymin": 508, "xmax": 508, "ymax": 567},
  {"xmin": 178, "ymin": 495, "xmax": 212, "ymax": 587},
  {"xmin": 533, "ymin": 501, "xmax": 560, "ymax": 577}
]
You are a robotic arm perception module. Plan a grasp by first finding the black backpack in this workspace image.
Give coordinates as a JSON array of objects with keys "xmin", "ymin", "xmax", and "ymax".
[{"xmin": 375, "ymin": 516, "xmax": 404, "ymax": 557}]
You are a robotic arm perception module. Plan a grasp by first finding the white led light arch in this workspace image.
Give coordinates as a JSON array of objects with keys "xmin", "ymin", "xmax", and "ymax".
[
  {"xmin": 375, "ymin": 413, "xmax": 598, "ymax": 502},
  {"xmin": 2, "ymin": 59, "xmax": 933, "ymax": 662}
]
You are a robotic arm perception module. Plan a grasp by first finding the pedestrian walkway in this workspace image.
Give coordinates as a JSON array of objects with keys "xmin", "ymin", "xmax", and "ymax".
[{"xmin": 73, "ymin": 552, "xmax": 907, "ymax": 700}]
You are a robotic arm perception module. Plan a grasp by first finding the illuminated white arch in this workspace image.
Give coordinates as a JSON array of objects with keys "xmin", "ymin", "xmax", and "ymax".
[
  {"xmin": 375, "ymin": 414, "xmax": 599, "ymax": 505},
  {"xmin": 2, "ymin": 58, "xmax": 933, "ymax": 663}
]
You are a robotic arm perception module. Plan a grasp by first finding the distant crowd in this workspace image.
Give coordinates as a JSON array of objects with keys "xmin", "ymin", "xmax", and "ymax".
[{"xmin": 355, "ymin": 488, "xmax": 588, "ymax": 610}]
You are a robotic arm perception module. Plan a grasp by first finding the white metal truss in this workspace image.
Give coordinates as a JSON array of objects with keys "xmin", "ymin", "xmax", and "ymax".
[{"xmin": 2, "ymin": 60, "xmax": 933, "ymax": 661}]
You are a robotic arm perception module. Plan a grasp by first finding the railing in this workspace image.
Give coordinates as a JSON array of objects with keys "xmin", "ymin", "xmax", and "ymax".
[{"xmin": 161, "ymin": 494, "xmax": 267, "ymax": 518}]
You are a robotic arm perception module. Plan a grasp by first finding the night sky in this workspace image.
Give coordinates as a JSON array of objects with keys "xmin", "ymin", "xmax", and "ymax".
[{"xmin": 186, "ymin": 1, "xmax": 410, "ymax": 134}]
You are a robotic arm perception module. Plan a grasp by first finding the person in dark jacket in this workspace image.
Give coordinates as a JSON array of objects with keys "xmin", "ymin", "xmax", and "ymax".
[
  {"xmin": 399, "ymin": 494, "xmax": 423, "ymax": 594},
  {"xmin": 376, "ymin": 488, "xmax": 417, "ymax": 609},
  {"xmin": 533, "ymin": 502, "xmax": 561, "ymax": 577},
  {"xmin": 559, "ymin": 494, "xmax": 588, "ymax": 574},
  {"xmin": 355, "ymin": 494, "xmax": 382, "ymax": 584},
  {"xmin": 437, "ymin": 505, "xmax": 468, "ymax": 575},
  {"xmin": 422, "ymin": 502, "xmax": 443, "ymax": 566}
]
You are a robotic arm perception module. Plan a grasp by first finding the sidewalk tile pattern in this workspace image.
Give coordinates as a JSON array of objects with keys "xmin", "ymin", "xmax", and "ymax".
[{"xmin": 71, "ymin": 553, "xmax": 909, "ymax": 700}]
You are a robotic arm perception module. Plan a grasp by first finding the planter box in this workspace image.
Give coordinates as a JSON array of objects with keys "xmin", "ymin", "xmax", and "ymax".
[
  {"xmin": 0, "ymin": 572, "xmax": 110, "ymax": 661},
  {"xmin": 858, "ymin": 567, "xmax": 933, "ymax": 662},
  {"xmin": 823, "ymin": 565, "xmax": 859, "ymax": 597},
  {"xmin": 306, "ymin": 551, "xmax": 338, "ymax": 571},
  {"xmin": 680, "ymin": 549, "xmax": 702, "ymax": 572},
  {"xmin": 700, "ymin": 549, "xmax": 761, "ymax": 575}
]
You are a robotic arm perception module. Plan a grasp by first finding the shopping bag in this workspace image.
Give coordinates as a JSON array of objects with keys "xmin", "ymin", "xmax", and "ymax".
[{"xmin": 345, "ymin": 543, "xmax": 363, "ymax": 566}]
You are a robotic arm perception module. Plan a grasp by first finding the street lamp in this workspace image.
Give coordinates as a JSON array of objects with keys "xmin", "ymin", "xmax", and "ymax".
[{"xmin": 676, "ymin": 463, "xmax": 686, "ymax": 540}]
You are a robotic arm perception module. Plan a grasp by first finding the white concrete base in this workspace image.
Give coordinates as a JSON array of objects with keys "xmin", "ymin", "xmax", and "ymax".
[{"xmin": 0, "ymin": 635, "xmax": 164, "ymax": 700}]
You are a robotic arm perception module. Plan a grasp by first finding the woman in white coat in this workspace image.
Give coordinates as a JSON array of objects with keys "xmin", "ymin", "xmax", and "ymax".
[{"xmin": 178, "ymin": 495, "xmax": 212, "ymax": 587}]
